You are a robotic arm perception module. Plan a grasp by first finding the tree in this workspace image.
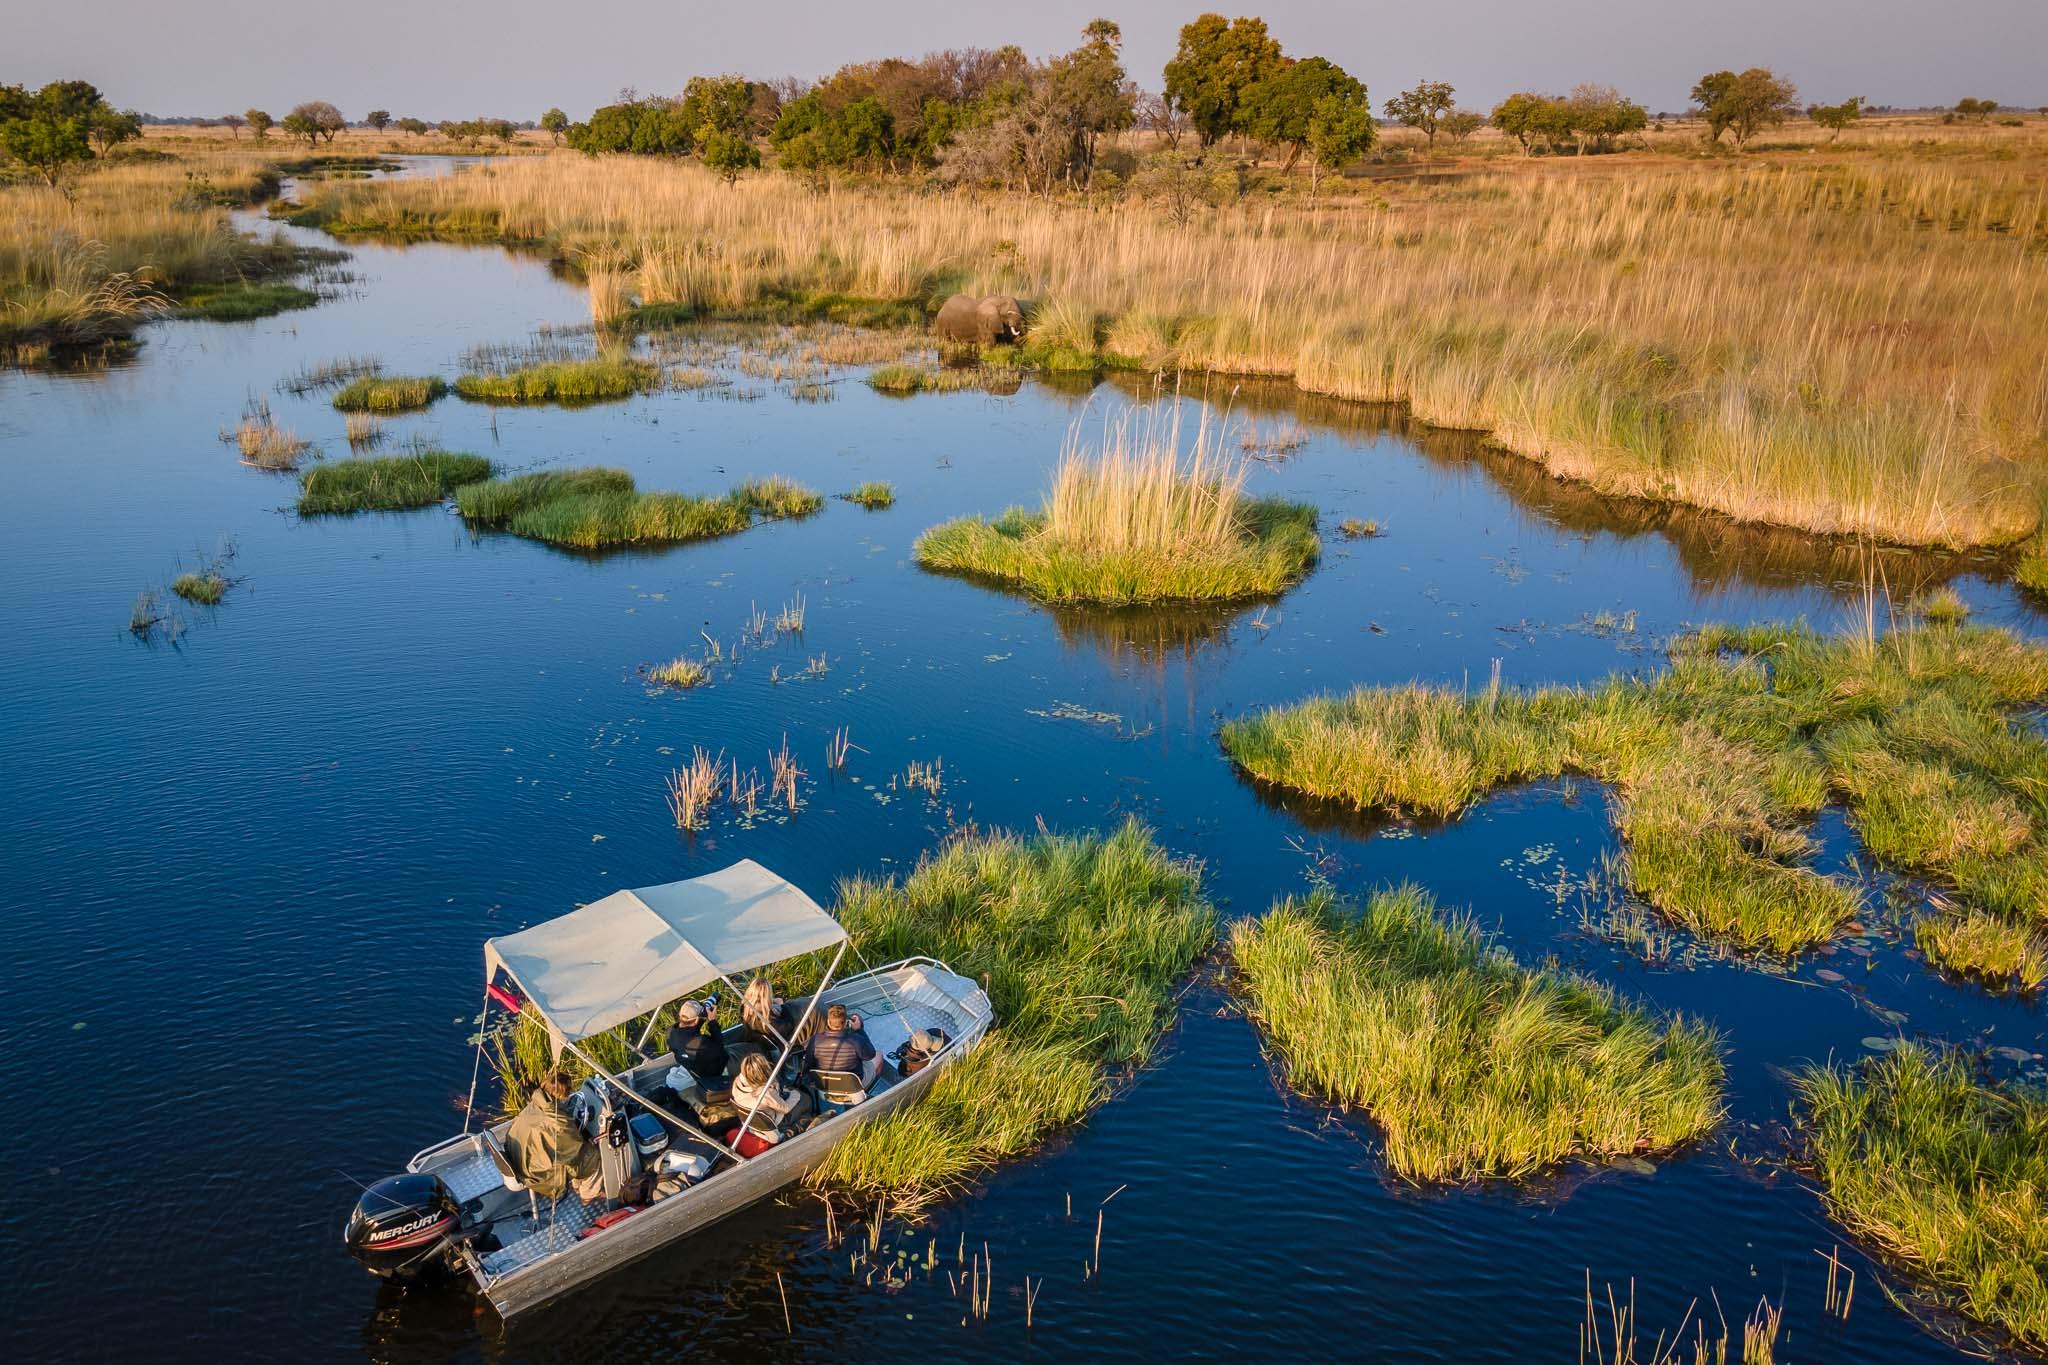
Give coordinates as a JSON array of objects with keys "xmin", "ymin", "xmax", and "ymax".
[
  {"xmin": 1691, "ymin": 68, "xmax": 1797, "ymax": 147},
  {"xmin": 218, "ymin": 112, "xmax": 244, "ymax": 139},
  {"xmin": 1385, "ymin": 80, "xmax": 1456, "ymax": 147},
  {"xmin": 1807, "ymin": 95, "xmax": 1864, "ymax": 141},
  {"xmin": 1490, "ymin": 91, "xmax": 1552, "ymax": 154},
  {"xmin": 1565, "ymin": 84, "xmax": 1646, "ymax": 154},
  {"xmin": 1442, "ymin": 109, "xmax": 1484, "ymax": 143},
  {"xmin": 365, "ymin": 109, "xmax": 390, "ymax": 132},
  {"xmin": 1305, "ymin": 90, "xmax": 1375, "ymax": 196},
  {"xmin": 88, "ymin": 105, "xmax": 143, "ymax": 154},
  {"xmin": 1953, "ymin": 97, "xmax": 1998, "ymax": 121},
  {"xmin": 284, "ymin": 100, "xmax": 345, "ymax": 146},
  {"xmin": 1162, "ymin": 13, "xmax": 1284, "ymax": 146},
  {"xmin": 0, "ymin": 80, "xmax": 115, "ymax": 186},
  {"xmin": 700, "ymin": 129, "xmax": 761, "ymax": 184},
  {"xmin": 1242, "ymin": 56, "xmax": 1365, "ymax": 169},
  {"xmin": 679, "ymin": 76, "xmax": 759, "ymax": 142},
  {"xmin": 245, "ymin": 108, "xmax": 273, "ymax": 141},
  {"xmin": 567, "ymin": 97, "xmax": 695, "ymax": 155},
  {"xmin": 540, "ymin": 107, "xmax": 568, "ymax": 144},
  {"xmin": 397, "ymin": 117, "xmax": 428, "ymax": 137},
  {"xmin": 1138, "ymin": 89, "xmax": 1187, "ymax": 149}
]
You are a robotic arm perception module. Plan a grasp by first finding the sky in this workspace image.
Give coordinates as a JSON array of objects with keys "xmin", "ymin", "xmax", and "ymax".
[{"xmin": 11, "ymin": 0, "xmax": 2044, "ymax": 121}]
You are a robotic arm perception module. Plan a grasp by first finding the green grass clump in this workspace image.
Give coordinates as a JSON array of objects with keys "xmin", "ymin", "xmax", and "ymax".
[
  {"xmin": 176, "ymin": 282, "xmax": 321, "ymax": 321},
  {"xmin": 649, "ymin": 656, "xmax": 709, "ymax": 689},
  {"xmin": 2017, "ymin": 547, "xmax": 2048, "ymax": 597},
  {"xmin": 456, "ymin": 466, "xmax": 820, "ymax": 550},
  {"xmin": 918, "ymin": 501, "xmax": 1317, "ymax": 606},
  {"xmin": 1794, "ymin": 1043, "xmax": 2048, "ymax": 1350},
  {"xmin": 171, "ymin": 572, "xmax": 227, "ymax": 605},
  {"xmin": 866, "ymin": 363, "xmax": 1003, "ymax": 395},
  {"xmin": 331, "ymin": 374, "xmax": 448, "ymax": 413},
  {"xmin": 840, "ymin": 481, "xmax": 895, "ymax": 509},
  {"xmin": 297, "ymin": 450, "xmax": 494, "ymax": 515},
  {"xmin": 452, "ymin": 357, "xmax": 660, "ymax": 404},
  {"xmin": 1232, "ymin": 888, "xmax": 1724, "ymax": 1182},
  {"xmin": 1222, "ymin": 620, "xmax": 2048, "ymax": 965},
  {"xmin": 808, "ymin": 819, "xmax": 1216, "ymax": 1200}
]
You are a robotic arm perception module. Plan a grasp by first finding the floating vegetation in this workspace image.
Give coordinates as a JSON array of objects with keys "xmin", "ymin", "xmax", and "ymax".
[
  {"xmin": 840, "ymin": 481, "xmax": 895, "ymax": 510},
  {"xmin": 1231, "ymin": 886, "xmax": 1724, "ymax": 1182},
  {"xmin": 807, "ymin": 819, "xmax": 1215, "ymax": 1202},
  {"xmin": 331, "ymin": 374, "xmax": 448, "ymax": 413},
  {"xmin": 128, "ymin": 589, "xmax": 167, "ymax": 637},
  {"xmin": 453, "ymin": 466, "xmax": 821, "ymax": 551},
  {"xmin": 1240, "ymin": 418, "xmax": 1307, "ymax": 458},
  {"xmin": 648, "ymin": 656, "xmax": 709, "ymax": 689},
  {"xmin": 1337, "ymin": 517, "xmax": 1382, "ymax": 539},
  {"xmin": 1793, "ymin": 1043, "xmax": 2048, "ymax": 1350},
  {"xmin": 453, "ymin": 356, "xmax": 660, "ymax": 405},
  {"xmin": 171, "ymin": 571, "xmax": 227, "ymax": 605},
  {"xmin": 224, "ymin": 395, "xmax": 311, "ymax": 470},
  {"xmin": 668, "ymin": 366, "xmax": 725, "ymax": 391},
  {"xmin": 297, "ymin": 449, "xmax": 494, "ymax": 515},
  {"xmin": 1222, "ymin": 620, "xmax": 2048, "ymax": 966},
  {"xmin": 916, "ymin": 406, "xmax": 1319, "ymax": 606},
  {"xmin": 177, "ymin": 281, "xmax": 321, "ymax": 322},
  {"xmin": 769, "ymin": 734, "xmax": 804, "ymax": 811}
]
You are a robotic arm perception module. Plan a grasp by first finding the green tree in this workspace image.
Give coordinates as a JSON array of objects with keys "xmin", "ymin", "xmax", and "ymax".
[
  {"xmin": 1565, "ymin": 83, "xmax": 1646, "ymax": 154},
  {"xmin": 245, "ymin": 108, "xmax": 272, "ymax": 141},
  {"xmin": 88, "ymin": 105, "xmax": 143, "ymax": 154},
  {"xmin": 1242, "ymin": 56, "xmax": 1365, "ymax": 169},
  {"xmin": 1490, "ymin": 92, "xmax": 1553, "ymax": 154},
  {"xmin": 1305, "ymin": 89, "xmax": 1375, "ymax": 196},
  {"xmin": 1691, "ymin": 68, "xmax": 1797, "ymax": 147},
  {"xmin": 397, "ymin": 117, "xmax": 428, "ymax": 137},
  {"xmin": 1442, "ymin": 109, "xmax": 1484, "ymax": 143},
  {"xmin": 365, "ymin": 108, "xmax": 391, "ymax": 132},
  {"xmin": 540, "ymin": 107, "xmax": 568, "ymax": 144},
  {"xmin": 679, "ymin": 76, "xmax": 759, "ymax": 142},
  {"xmin": 1, "ymin": 105, "xmax": 92, "ymax": 186},
  {"xmin": 1807, "ymin": 95, "xmax": 1864, "ymax": 140},
  {"xmin": 1953, "ymin": 97, "xmax": 1998, "ymax": 121},
  {"xmin": 700, "ymin": 129, "xmax": 761, "ymax": 184},
  {"xmin": 1385, "ymin": 79, "xmax": 1456, "ymax": 147},
  {"xmin": 1162, "ymin": 13, "xmax": 1284, "ymax": 146},
  {"xmin": 567, "ymin": 97, "xmax": 695, "ymax": 156}
]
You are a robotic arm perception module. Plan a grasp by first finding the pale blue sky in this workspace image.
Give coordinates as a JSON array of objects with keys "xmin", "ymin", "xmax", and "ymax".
[{"xmin": 12, "ymin": 0, "xmax": 2043, "ymax": 121}]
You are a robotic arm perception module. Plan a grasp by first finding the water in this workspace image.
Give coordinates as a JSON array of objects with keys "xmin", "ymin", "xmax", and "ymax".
[{"xmin": 2, "ymin": 166, "xmax": 2041, "ymax": 1362}]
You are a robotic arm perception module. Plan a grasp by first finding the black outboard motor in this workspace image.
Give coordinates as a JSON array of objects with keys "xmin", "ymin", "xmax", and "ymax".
[{"xmin": 343, "ymin": 1172, "xmax": 462, "ymax": 1279}]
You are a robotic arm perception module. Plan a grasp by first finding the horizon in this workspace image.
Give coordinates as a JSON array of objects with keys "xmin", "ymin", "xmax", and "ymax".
[{"xmin": 10, "ymin": 0, "xmax": 2044, "ymax": 124}]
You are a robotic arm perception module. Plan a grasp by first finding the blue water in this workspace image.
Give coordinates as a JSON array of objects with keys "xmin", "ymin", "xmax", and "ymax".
[{"xmin": 1, "ymin": 165, "xmax": 2040, "ymax": 1362}]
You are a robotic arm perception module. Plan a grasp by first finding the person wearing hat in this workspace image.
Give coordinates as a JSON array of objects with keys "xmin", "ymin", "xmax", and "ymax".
[
  {"xmin": 665, "ymin": 998, "xmax": 728, "ymax": 1091},
  {"xmin": 504, "ymin": 1071, "xmax": 604, "ymax": 1202}
]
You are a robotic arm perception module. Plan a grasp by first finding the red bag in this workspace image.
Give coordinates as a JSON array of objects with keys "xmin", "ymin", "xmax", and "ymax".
[
  {"xmin": 578, "ymin": 1206, "xmax": 643, "ymax": 1238},
  {"xmin": 734, "ymin": 1128, "xmax": 779, "ymax": 1159}
]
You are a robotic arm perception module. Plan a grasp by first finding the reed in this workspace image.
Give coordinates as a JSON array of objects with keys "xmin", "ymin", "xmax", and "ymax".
[
  {"xmin": 769, "ymin": 735, "xmax": 803, "ymax": 810},
  {"xmin": 1222, "ymin": 619, "xmax": 2048, "ymax": 966},
  {"xmin": 840, "ymin": 481, "xmax": 895, "ymax": 509},
  {"xmin": 808, "ymin": 819, "xmax": 1215, "ymax": 1200},
  {"xmin": 1232, "ymin": 887, "xmax": 1723, "ymax": 1181},
  {"xmin": 665, "ymin": 747, "xmax": 726, "ymax": 829},
  {"xmin": 297, "ymin": 449, "xmax": 493, "ymax": 515},
  {"xmin": 343, "ymin": 411, "xmax": 384, "ymax": 450},
  {"xmin": 775, "ymin": 593, "xmax": 807, "ymax": 633},
  {"xmin": 331, "ymin": 374, "xmax": 448, "ymax": 413},
  {"xmin": 453, "ymin": 356, "xmax": 659, "ymax": 404},
  {"xmin": 916, "ymin": 405, "xmax": 1318, "ymax": 605},
  {"xmin": 1793, "ymin": 1043, "xmax": 2048, "ymax": 1349},
  {"xmin": 171, "ymin": 571, "xmax": 227, "ymax": 605},
  {"xmin": 286, "ymin": 146, "xmax": 2048, "ymax": 550},
  {"xmin": 649, "ymin": 656, "xmax": 708, "ymax": 689},
  {"xmin": 226, "ymin": 395, "xmax": 311, "ymax": 469}
]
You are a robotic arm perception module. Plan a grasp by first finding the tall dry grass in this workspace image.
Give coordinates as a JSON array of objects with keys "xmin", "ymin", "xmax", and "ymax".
[
  {"xmin": 1044, "ymin": 405, "xmax": 1246, "ymax": 556},
  {"xmin": 296, "ymin": 143, "xmax": 2048, "ymax": 547}
]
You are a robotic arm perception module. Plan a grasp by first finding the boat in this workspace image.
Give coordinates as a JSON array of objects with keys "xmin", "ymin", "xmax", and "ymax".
[{"xmin": 340, "ymin": 859, "xmax": 993, "ymax": 1319}]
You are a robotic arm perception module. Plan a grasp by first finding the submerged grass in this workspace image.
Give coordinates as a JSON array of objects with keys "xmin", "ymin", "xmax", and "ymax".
[
  {"xmin": 916, "ymin": 406, "xmax": 1318, "ymax": 606},
  {"xmin": 453, "ymin": 356, "xmax": 659, "ymax": 404},
  {"xmin": 808, "ymin": 819, "xmax": 1215, "ymax": 1200},
  {"xmin": 297, "ymin": 450, "xmax": 494, "ymax": 515},
  {"xmin": 455, "ymin": 466, "xmax": 821, "ymax": 550},
  {"xmin": 1231, "ymin": 887, "xmax": 1724, "ymax": 1182},
  {"xmin": 1793, "ymin": 1043, "xmax": 2048, "ymax": 1350},
  {"xmin": 1222, "ymin": 619, "xmax": 2048, "ymax": 969},
  {"xmin": 331, "ymin": 374, "xmax": 448, "ymax": 413}
]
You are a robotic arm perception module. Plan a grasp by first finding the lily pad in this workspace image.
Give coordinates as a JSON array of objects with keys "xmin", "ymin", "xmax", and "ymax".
[{"xmin": 1816, "ymin": 968, "xmax": 1847, "ymax": 984}]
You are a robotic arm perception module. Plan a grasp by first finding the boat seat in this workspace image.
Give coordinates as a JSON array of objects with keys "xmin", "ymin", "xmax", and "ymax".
[
  {"xmin": 479, "ymin": 1127, "xmax": 541, "ymax": 1222},
  {"xmin": 810, "ymin": 1068, "xmax": 870, "ymax": 1106}
]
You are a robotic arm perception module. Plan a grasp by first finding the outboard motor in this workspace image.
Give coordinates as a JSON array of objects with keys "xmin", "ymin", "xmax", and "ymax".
[{"xmin": 343, "ymin": 1172, "xmax": 462, "ymax": 1279}]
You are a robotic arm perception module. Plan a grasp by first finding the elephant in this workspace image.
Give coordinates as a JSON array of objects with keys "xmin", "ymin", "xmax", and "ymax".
[{"xmin": 933, "ymin": 293, "xmax": 1025, "ymax": 348}]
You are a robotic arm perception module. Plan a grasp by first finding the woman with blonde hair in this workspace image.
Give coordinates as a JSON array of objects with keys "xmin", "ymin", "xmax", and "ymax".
[
  {"xmin": 730, "ymin": 1051, "xmax": 811, "ymax": 1133},
  {"xmin": 737, "ymin": 975, "xmax": 804, "ymax": 1054}
]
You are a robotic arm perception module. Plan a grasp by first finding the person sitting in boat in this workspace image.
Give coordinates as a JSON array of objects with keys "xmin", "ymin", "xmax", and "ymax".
[
  {"xmin": 504, "ymin": 1071, "xmax": 604, "ymax": 1202},
  {"xmin": 804, "ymin": 1003, "xmax": 880, "ymax": 1089},
  {"xmin": 730, "ymin": 1052, "xmax": 812, "ymax": 1133},
  {"xmin": 733, "ymin": 976, "xmax": 803, "ymax": 1056},
  {"xmin": 664, "ymin": 999, "xmax": 728, "ymax": 1093}
]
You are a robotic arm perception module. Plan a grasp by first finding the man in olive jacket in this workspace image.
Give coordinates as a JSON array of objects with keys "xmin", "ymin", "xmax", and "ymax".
[{"xmin": 505, "ymin": 1071, "xmax": 603, "ymax": 1201}]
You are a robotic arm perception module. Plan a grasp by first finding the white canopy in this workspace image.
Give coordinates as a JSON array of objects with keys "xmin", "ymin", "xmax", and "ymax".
[{"xmin": 483, "ymin": 861, "xmax": 847, "ymax": 1044}]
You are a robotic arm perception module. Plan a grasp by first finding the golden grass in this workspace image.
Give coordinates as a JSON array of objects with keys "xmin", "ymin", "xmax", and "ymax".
[{"xmin": 290, "ymin": 136, "xmax": 2048, "ymax": 547}]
